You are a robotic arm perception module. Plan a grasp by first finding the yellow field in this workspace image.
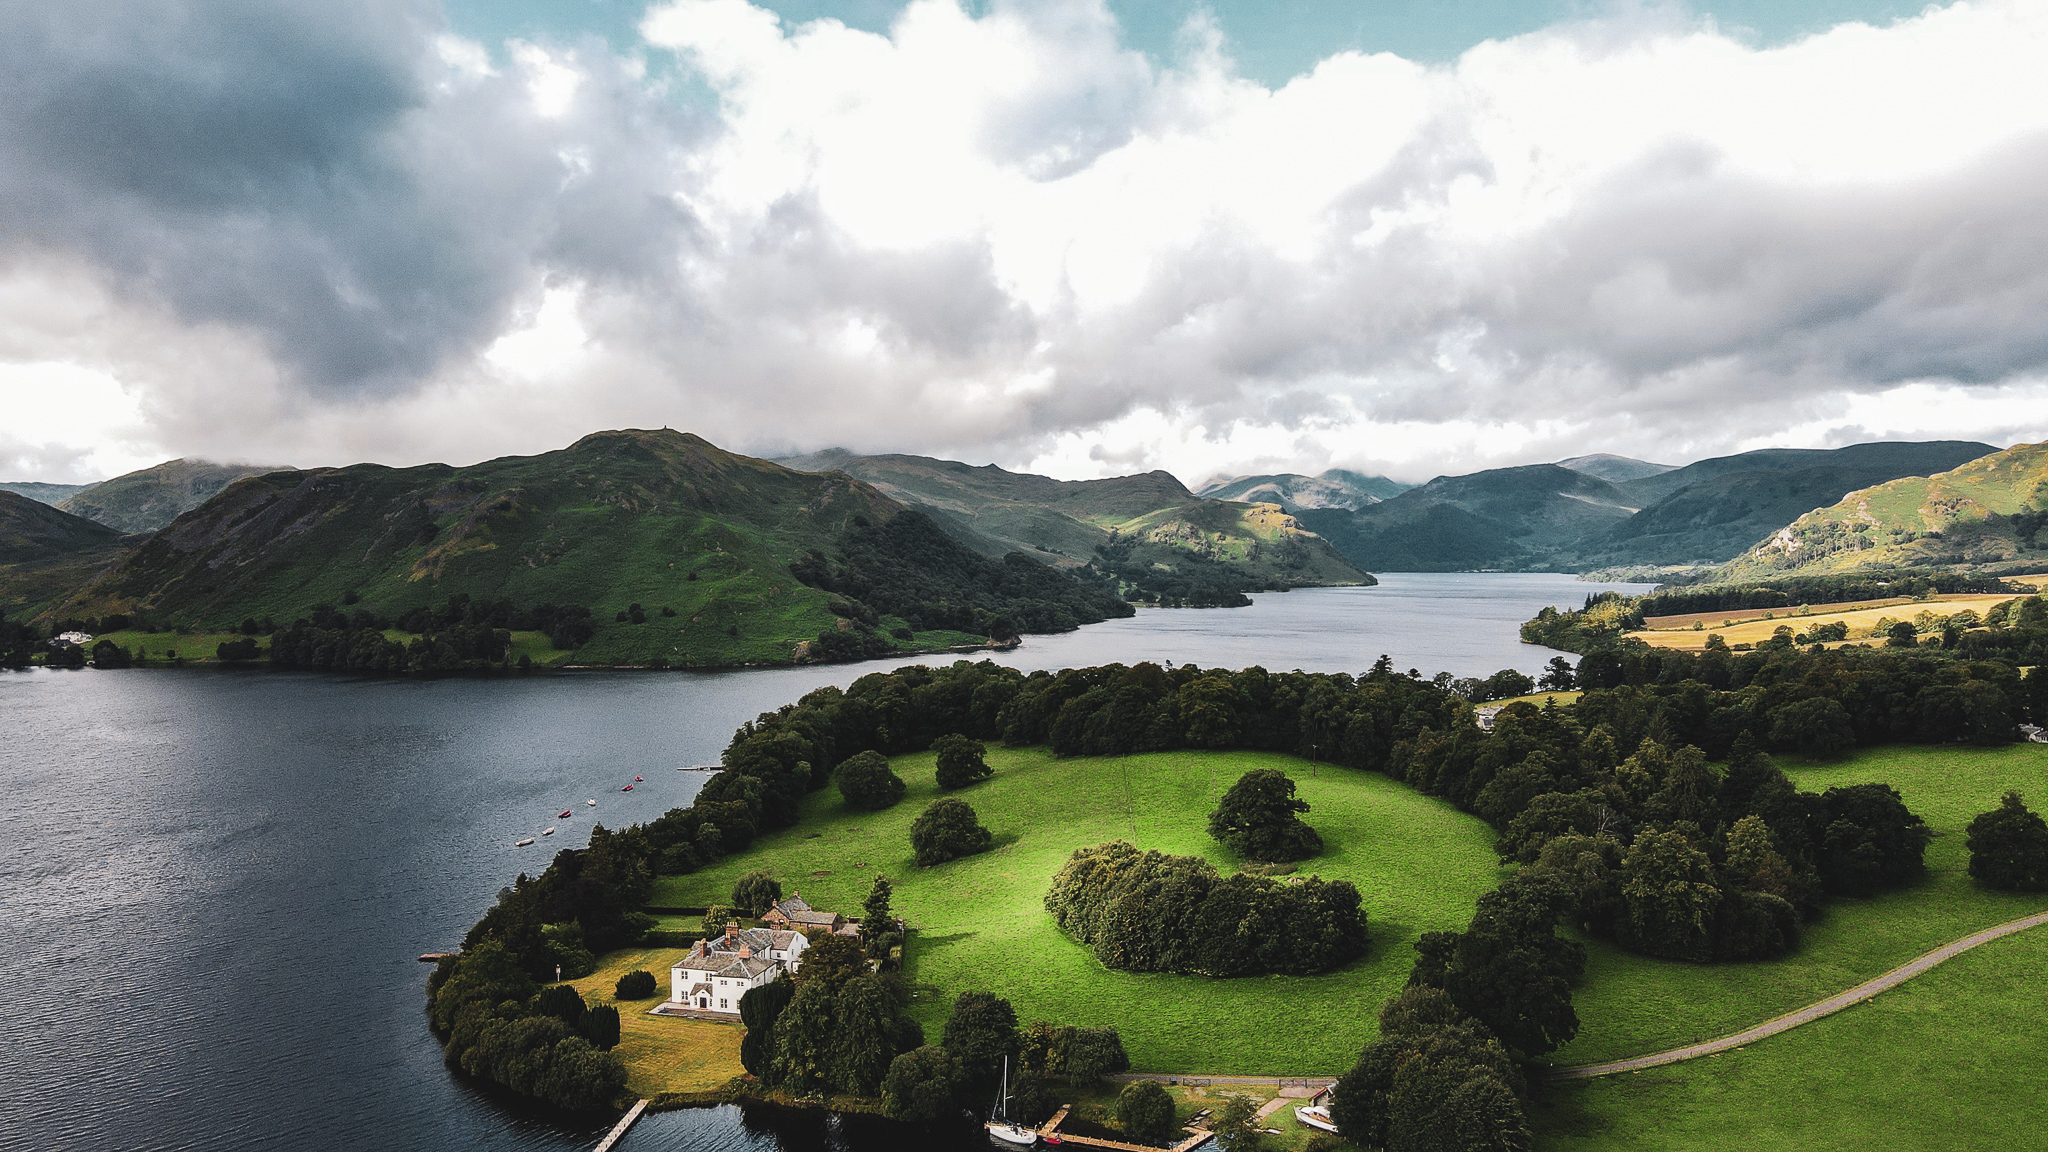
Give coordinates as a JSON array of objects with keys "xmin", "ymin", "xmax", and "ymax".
[
  {"xmin": 1488, "ymin": 691, "xmax": 1584, "ymax": 708},
  {"xmin": 1626, "ymin": 593, "xmax": 2019, "ymax": 651},
  {"xmin": 555, "ymin": 946, "xmax": 745, "ymax": 1097}
]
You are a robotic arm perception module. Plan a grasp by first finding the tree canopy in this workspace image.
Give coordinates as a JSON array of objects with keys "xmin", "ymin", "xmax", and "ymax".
[
  {"xmin": 910, "ymin": 797, "xmax": 995, "ymax": 866},
  {"xmin": 835, "ymin": 750, "xmax": 906, "ymax": 811},
  {"xmin": 933, "ymin": 733, "xmax": 994, "ymax": 789},
  {"xmin": 1966, "ymin": 791, "xmax": 2048, "ymax": 891},
  {"xmin": 1207, "ymin": 768, "xmax": 1324, "ymax": 862}
]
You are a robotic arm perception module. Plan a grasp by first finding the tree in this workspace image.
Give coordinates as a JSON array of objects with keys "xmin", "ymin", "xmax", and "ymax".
[
  {"xmin": 1618, "ymin": 830, "xmax": 1720, "ymax": 962},
  {"xmin": 1058, "ymin": 1025, "xmax": 1130, "ymax": 1083},
  {"xmin": 535, "ymin": 983, "xmax": 586, "ymax": 1027},
  {"xmin": 1768, "ymin": 697, "xmax": 1857, "ymax": 758},
  {"xmin": 1812, "ymin": 783, "xmax": 1933, "ymax": 895},
  {"xmin": 796, "ymin": 932, "xmax": 867, "ymax": 992},
  {"xmin": 1118, "ymin": 1079, "xmax": 1179, "ymax": 1143},
  {"xmin": 835, "ymin": 750, "xmax": 906, "ymax": 811},
  {"xmin": 861, "ymin": 873, "xmax": 897, "ymax": 957},
  {"xmin": 769, "ymin": 980, "xmax": 838, "ymax": 1090},
  {"xmin": 1207, "ymin": 768, "xmax": 1323, "ymax": 862},
  {"xmin": 933, "ymin": 733, "xmax": 994, "ymax": 789},
  {"xmin": 882, "ymin": 1046, "xmax": 960, "ymax": 1123},
  {"xmin": 730, "ymin": 870, "xmax": 782, "ymax": 916},
  {"xmin": 614, "ymin": 969, "xmax": 657, "ymax": 999},
  {"xmin": 1410, "ymin": 877, "xmax": 1583, "ymax": 1057},
  {"xmin": 911, "ymin": 798, "xmax": 994, "ymax": 866},
  {"xmin": 1212, "ymin": 1093, "xmax": 1266, "ymax": 1152},
  {"xmin": 829, "ymin": 973, "xmax": 909, "ymax": 1096},
  {"xmin": 578, "ymin": 1004, "xmax": 621, "ymax": 1050},
  {"xmin": 1886, "ymin": 620, "xmax": 1919, "ymax": 647},
  {"xmin": 738, "ymin": 978, "xmax": 795, "ymax": 1078},
  {"xmin": 1537, "ymin": 656, "xmax": 1576, "ymax": 692},
  {"xmin": 1966, "ymin": 792, "xmax": 2048, "ymax": 891},
  {"xmin": 941, "ymin": 991, "xmax": 1019, "ymax": 1086}
]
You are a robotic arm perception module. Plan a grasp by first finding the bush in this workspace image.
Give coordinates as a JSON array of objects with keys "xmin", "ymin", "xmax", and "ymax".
[
  {"xmin": 933, "ymin": 733, "xmax": 994, "ymax": 789},
  {"xmin": 215, "ymin": 637, "xmax": 261, "ymax": 661},
  {"xmin": 731, "ymin": 869, "xmax": 783, "ymax": 916},
  {"xmin": 882, "ymin": 1046, "xmax": 961, "ymax": 1123},
  {"xmin": 578, "ymin": 1004, "xmax": 621, "ymax": 1050},
  {"xmin": 1118, "ymin": 1079, "xmax": 1178, "ymax": 1143},
  {"xmin": 911, "ymin": 798, "xmax": 995, "ymax": 866},
  {"xmin": 614, "ymin": 970, "xmax": 658, "ymax": 1000},
  {"xmin": 835, "ymin": 750, "xmax": 906, "ymax": 811}
]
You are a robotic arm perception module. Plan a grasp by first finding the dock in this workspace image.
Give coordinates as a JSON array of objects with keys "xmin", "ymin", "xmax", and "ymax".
[
  {"xmin": 1036, "ymin": 1105, "xmax": 1213, "ymax": 1152},
  {"xmin": 592, "ymin": 1098, "xmax": 648, "ymax": 1152}
]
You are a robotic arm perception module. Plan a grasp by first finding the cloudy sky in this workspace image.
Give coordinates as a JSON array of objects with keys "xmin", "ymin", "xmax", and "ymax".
[{"xmin": 5, "ymin": 0, "xmax": 2047, "ymax": 487}]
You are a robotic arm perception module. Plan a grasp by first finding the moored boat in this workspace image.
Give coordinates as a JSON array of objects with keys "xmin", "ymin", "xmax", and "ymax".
[
  {"xmin": 1294, "ymin": 1105, "xmax": 1338, "ymax": 1134},
  {"xmin": 984, "ymin": 1056, "xmax": 1038, "ymax": 1146},
  {"xmin": 586, "ymin": 799, "xmax": 596, "ymax": 806},
  {"xmin": 633, "ymin": 776, "xmax": 644, "ymax": 781},
  {"xmin": 622, "ymin": 784, "xmax": 634, "ymax": 791},
  {"xmin": 541, "ymin": 827, "xmax": 556, "ymax": 836},
  {"xmin": 558, "ymin": 809, "xmax": 572, "ymax": 818},
  {"xmin": 515, "ymin": 837, "xmax": 536, "ymax": 847}
]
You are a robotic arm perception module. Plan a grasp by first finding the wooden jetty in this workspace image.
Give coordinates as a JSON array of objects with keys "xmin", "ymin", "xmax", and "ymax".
[
  {"xmin": 1036, "ymin": 1105, "xmax": 1213, "ymax": 1152},
  {"xmin": 592, "ymin": 1098, "xmax": 649, "ymax": 1152}
]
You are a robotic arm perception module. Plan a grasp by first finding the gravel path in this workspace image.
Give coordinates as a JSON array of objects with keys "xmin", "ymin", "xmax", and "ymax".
[{"xmin": 1545, "ymin": 907, "xmax": 2048, "ymax": 1080}]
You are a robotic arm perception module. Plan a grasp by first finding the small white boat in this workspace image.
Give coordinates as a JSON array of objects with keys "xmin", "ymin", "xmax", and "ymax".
[
  {"xmin": 984, "ymin": 1056, "xmax": 1038, "ymax": 1146},
  {"xmin": 586, "ymin": 799, "xmax": 597, "ymax": 806},
  {"xmin": 541, "ymin": 827, "xmax": 556, "ymax": 836},
  {"xmin": 1294, "ymin": 1105, "xmax": 1338, "ymax": 1134},
  {"xmin": 515, "ymin": 837, "xmax": 536, "ymax": 847}
]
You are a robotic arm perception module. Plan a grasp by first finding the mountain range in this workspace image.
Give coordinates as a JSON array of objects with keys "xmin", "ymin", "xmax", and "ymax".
[
  {"xmin": 1, "ymin": 459, "xmax": 276, "ymax": 535},
  {"xmin": 776, "ymin": 450, "xmax": 1371, "ymax": 595},
  {"xmin": 1289, "ymin": 441, "xmax": 1999, "ymax": 572},
  {"xmin": 1192, "ymin": 470, "xmax": 1411, "ymax": 511}
]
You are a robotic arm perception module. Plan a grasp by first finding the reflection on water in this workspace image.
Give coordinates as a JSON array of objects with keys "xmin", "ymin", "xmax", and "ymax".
[{"xmin": 0, "ymin": 574, "xmax": 1645, "ymax": 1150}]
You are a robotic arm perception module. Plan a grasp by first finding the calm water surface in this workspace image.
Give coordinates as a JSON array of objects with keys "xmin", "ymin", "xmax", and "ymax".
[{"xmin": 0, "ymin": 574, "xmax": 1646, "ymax": 1151}]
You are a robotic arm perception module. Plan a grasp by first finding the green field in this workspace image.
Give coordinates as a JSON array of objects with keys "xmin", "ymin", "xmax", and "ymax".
[
  {"xmin": 1550, "ymin": 742, "xmax": 2048, "ymax": 1067},
  {"xmin": 651, "ymin": 746, "xmax": 1506, "ymax": 1074},
  {"xmin": 1536, "ymin": 742, "xmax": 2048, "ymax": 1149},
  {"xmin": 1535, "ymin": 926, "xmax": 2048, "ymax": 1151}
]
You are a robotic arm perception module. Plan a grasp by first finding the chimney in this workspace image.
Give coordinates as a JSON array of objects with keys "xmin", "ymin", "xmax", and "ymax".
[
  {"xmin": 726, "ymin": 921, "xmax": 739, "ymax": 946},
  {"xmin": 738, "ymin": 945, "xmax": 752, "ymax": 959}
]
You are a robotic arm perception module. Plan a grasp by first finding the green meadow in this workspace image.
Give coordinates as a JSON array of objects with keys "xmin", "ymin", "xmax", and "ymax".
[{"xmin": 652, "ymin": 746, "xmax": 1507, "ymax": 1074}]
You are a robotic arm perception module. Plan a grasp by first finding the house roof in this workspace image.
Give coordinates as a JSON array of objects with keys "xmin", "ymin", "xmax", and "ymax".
[
  {"xmin": 672, "ymin": 951, "xmax": 779, "ymax": 980},
  {"xmin": 708, "ymin": 927, "xmax": 801, "ymax": 954}
]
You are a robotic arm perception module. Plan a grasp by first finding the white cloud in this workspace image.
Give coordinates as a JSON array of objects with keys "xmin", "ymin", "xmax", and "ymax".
[{"xmin": 6, "ymin": 0, "xmax": 2048, "ymax": 486}]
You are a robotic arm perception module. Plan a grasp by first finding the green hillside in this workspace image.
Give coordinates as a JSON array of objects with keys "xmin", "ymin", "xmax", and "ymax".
[
  {"xmin": 0, "ymin": 480, "xmax": 97, "ymax": 505},
  {"xmin": 1194, "ymin": 468, "xmax": 1410, "ymax": 510},
  {"xmin": 1718, "ymin": 440, "xmax": 2048, "ymax": 580},
  {"xmin": 0, "ymin": 490, "xmax": 129, "ymax": 616},
  {"xmin": 49, "ymin": 429, "xmax": 1133, "ymax": 667},
  {"xmin": 58, "ymin": 458, "xmax": 278, "ymax": 533},
  {"xmin": 1299, "ymin": 463, "xmax": 1640, "ymax": 571},
  {"xmin": 778, "ymin": 449, "xmax": 1372, "ymax": 594}
]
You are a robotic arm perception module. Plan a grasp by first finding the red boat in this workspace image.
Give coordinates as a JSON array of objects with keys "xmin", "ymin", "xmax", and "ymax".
[
  {"xmin": 633, "ymin": 776, "xmax": 644, "ymax": 782},
  {"xmin": 622, "ymin": 784, "xmax": 634, "ymax": 791},
  {"xmin": 558, "ymin": 810, "xmax": 572, "ymax": 819}
]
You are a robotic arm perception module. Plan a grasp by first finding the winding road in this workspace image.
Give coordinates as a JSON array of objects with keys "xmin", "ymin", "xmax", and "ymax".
[{"xmin": 1544, "ymin": 908, "xmax": 2048, "ymax": 1080}]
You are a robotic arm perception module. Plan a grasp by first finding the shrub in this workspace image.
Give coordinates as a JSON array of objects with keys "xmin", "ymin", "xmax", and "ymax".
[
  {"xmin": 578, "ymin": 1004, "xmax": 621, "ymax": 1050},
  {"xmin": 835, "ymin": 750, "xmax": 906, "ymax": 811},
  {"xmin": 614, "ymin": 970, "xmax": 658, "ymax": 1000},
  {"xmin": 535, "ymin": 983, "xmax": 586, "ymax": 1026},
  {"xmin": 882, "ymin": 1046, "xmax": 960, "ymax": 1123},
  {"xmin": 933, "ymin": 733, "xmax": 994, "ymax": 789},
  {"xmin": 1117, "ymin": 1079, "xmax": 1178, "ymax": 1143},
  {"xmin": 910, "ymin": 798, "xmax": 994, "ymax": 866}
]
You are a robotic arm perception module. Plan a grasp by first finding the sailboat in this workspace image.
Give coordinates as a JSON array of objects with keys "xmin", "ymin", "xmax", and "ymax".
[{"xmin": 984, "ymin": 1056, "xmax": 1038, "ymax": 1146}]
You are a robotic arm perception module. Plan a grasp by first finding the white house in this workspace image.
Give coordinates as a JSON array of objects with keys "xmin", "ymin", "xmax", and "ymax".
[
  {"xmin": 666, "ymin": 922, "xmax": 810, "ymax": 1014},
  {"xmin": 54, "ymin": 631, "xmax": 94, "ymax": 647}
]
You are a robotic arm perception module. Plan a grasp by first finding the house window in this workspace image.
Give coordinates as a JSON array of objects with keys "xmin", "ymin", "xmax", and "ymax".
[{"xmin": 720, "ymin": 999, "xmax": 729, "ymax": 1009}]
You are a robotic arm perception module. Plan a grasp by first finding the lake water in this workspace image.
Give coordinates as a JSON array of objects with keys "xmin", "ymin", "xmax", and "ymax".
[{"xmin": 0, "ymin": 574, "xmax": 1647, "ymax": 1151}]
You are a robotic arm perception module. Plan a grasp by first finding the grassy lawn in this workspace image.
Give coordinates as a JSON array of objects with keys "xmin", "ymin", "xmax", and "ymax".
[
  {"xmin": 1625, "ymin": 592, "xmax": 2015, "ymax": 650},
  {"xmin": 1550, "ymin": 742, "xmax": 2048, "ymax": 1067},
  {"xmin": 94, "ymin": 629, "xmax": 255, "ymax": 662},
  {"xmin": 555, "ymin": 945, "xmax": 745, "ymax": 1098},
  {"xmin": 1533, "ymin": 925, "xmax": 2048, "ymax": 1151},
  {"xmin": 651, "ymin": 746, "xmax": 1506, "ymax": 1075}
]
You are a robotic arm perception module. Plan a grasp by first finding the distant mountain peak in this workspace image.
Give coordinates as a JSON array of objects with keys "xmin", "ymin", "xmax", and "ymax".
[
  {"xmin": 1195, "ymin": 469, "xmax": 1410, "ymax": 512},
  {"xmin": 1555, "ymin": 454, "xmax": 1678, "ymax": 483}
]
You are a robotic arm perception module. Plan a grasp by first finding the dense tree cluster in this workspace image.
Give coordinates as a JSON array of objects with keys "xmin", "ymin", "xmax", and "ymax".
[
  {"xmin": 736, "ymin": 947, "xmax": 924, "ymax": 1099},
  {"xmin": 869, "ymin": 991, "xmax": 1127, "ymax": 1126},
  {"xmin": 1045, "ymin": 841, "xmax": 1368, "ymax": 976},
  {"xmin": 425, "ymin": 941, "xmax": 628, "ymax": 1111},
  {"xmin": 256, "ymin": 594, "xmax": 600, "ymax": 674},
  {"xmin": 910, "ymin": 798, "xmax": 994, "ymax": 866},
  {"xmin": 1089, "ymin": 536, "xmax": 1256, "ymax": 608},
  {"xmin": 1332, "ymin": 986, "xmax": 1532, "ymax": 1152},
  {"xmin": 790, "ymin": 510, "xmax": 1134, "ymax": 640},
  {"xmin": 1207, "ymin": 768, "xmax": 1323, "ymax": 862}
]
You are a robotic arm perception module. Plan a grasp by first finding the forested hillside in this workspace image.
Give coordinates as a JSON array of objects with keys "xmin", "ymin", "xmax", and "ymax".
[{"xmin": 47, "ymin": 429, "xmax": 1133, "ymax": 667}]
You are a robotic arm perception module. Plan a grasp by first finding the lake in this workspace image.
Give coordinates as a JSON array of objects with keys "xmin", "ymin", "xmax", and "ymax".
[{"xmin": 0, "ymin": 574, "xmax": 1647, "ymax": 1151}]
